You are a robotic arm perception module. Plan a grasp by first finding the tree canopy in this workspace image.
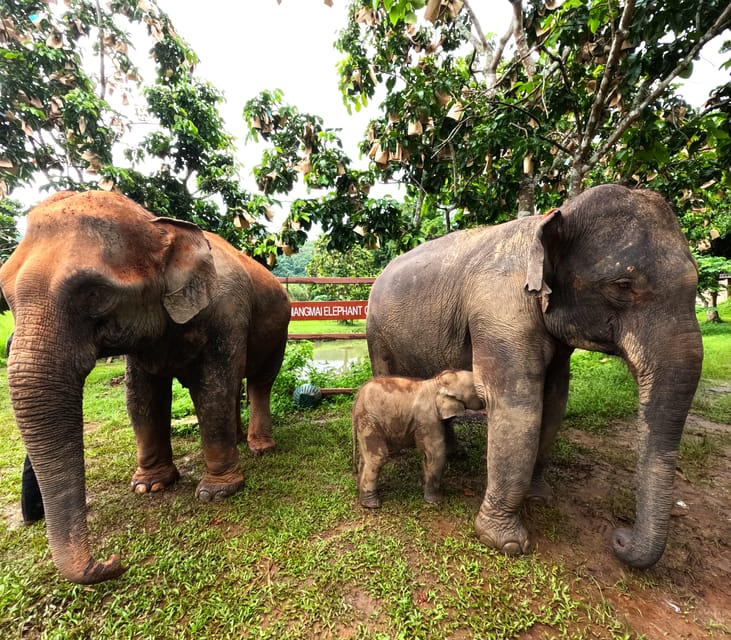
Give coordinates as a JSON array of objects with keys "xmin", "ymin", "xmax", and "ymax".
[
  {"xmin": 0, "ymin": 0, "xmax": 270, "ymax": 253},
  {"xmin": 1, "ymin": 0, "xmax": 730, "ymax": 270}
]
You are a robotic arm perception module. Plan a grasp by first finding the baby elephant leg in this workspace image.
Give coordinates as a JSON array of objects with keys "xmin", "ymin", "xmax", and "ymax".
[
  {"xmin": 357, "ymin": 432, "xmax": 388, "ymax": 509},
  {"xmin": 420, "ymin": 431, "xmax": 447, "ymax": 504}
]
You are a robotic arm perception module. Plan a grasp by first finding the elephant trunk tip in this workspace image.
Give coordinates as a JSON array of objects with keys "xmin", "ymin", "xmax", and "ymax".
[
  {"xmin": 60, "ymin": 553, "xmax": 126, "ymax": 585},
  {"xmin": 611, "ymin": 527, "xmax": 664, "ymax": 569}
]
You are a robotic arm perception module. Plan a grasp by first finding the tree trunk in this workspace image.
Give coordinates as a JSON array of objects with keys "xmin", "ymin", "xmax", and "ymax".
[
  {"xmin": 517, "ymin": 175, "xmax": 535, "ymax": 218},
  {"xmin": 706, "ymin": 291, "xmax": 720, "ymax": 322}
]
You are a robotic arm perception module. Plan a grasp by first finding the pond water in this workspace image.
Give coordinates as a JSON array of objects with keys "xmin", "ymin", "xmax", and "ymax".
[{"xmin": 311, "ymin": 339, "xmax": 368, "ymax": 372}]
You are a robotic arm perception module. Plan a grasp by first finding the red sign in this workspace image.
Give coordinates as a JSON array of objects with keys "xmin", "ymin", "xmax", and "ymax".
[{"xmin": 290, "ymin": 300, "xmax": 369, "ymax": 321}]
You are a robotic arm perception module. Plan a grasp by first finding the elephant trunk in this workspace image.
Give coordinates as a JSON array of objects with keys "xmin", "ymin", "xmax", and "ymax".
[
  {"xmin": 612, "ymin": 324, "xmax": 703, "ymax": 568},
  {"xmin": 8, "ymin": 331, "xmax": 124, "ymax": 584}
]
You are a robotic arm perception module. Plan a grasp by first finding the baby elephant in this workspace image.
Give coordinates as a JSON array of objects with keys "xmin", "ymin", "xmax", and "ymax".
[{"xmin": 352, "ymin": 370, "xmax": 484, "ymax": 508}]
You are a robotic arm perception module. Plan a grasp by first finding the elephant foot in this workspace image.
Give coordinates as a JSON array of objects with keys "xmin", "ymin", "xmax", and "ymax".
[
  {"xmin": 526, "ymin": 476, "xmax": 553, "ymax": 504},
  {"xmin": 195, "ymin": 472, "xmax": 245, "ymax": 503},
  {"xmin": 359, "ymin": 490, "xmax": 381, "ymax": 509},
  {"xmin": 424, "ymin": 489, "xmax": 443, "ymax": 504},
  {"xmin": 475, "ymin": 499, "xmax": 531, "ymax": 556},
  {"xmin": 247, "ymin": 435, "xmax": 276, "ymax": 456},
  {"xmin": 131, "ymin": 464, "xmax": 180, "ymax": 494}
]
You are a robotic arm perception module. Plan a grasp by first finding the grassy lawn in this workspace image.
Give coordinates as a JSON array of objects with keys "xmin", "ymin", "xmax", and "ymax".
[
  {"xmin": 289, "ymin": 319, "xmax": 367, "ymax": 334},
  {"xmin": 0, "ymin": 309, "xmax": 729, "ymax": 638}
]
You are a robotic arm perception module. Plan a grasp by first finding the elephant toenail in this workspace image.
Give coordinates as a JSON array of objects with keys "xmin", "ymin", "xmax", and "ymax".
[{"xmin": 502, "ymin": 541, "xmax": 523, "ymax": 555}]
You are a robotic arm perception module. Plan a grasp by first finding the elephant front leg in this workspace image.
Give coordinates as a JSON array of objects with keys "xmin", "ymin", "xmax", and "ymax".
[
  {"xmin": 474, "ymin": 404, "xmax": 541, "ymax": 556},
  {"xmin": 189, "ymin": 373, "xmax": 244, "ymax": 502},
  {"xmin": 246, "ymin": 379, "xmax": 276, "ymax": 455},
  {"xmin": 126, "ymin": 362, "xmax": 180, "ymax": 494}
]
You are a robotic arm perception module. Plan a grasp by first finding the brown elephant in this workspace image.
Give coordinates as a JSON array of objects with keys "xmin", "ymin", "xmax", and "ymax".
[
  {"xmin": 366, "ymin": 184, "xmax": 703, "ymax": 569},
  {"xmin": 0, "ymin": 191, "xmax": 291, "ymax": 584},
  {"xmin": 352, "ymin": 370, "xmax": 484, "ymax": 508}
]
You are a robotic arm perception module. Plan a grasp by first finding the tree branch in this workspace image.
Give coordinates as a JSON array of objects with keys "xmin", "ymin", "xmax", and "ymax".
[
  {"xmin": 462, "ymin": 0, "xmax": 488, "ymax": 52},
  {"xmin": 95, "ymin": 0, "xmax": 106, "ymax": 100},
  {"xmin": 580, "ymin": 0, "xmax": 635, "ymax": 160},
  {"xmin": 586, "ymin": 2, "xmax": 731, "ymax": 172},
  {"xmin": 486, "ymin": 1, "xmax": 518, "ymax": 90},
  {"xmin": 509, "ymin": 0, "xmax": 535, "ymax": 77}
]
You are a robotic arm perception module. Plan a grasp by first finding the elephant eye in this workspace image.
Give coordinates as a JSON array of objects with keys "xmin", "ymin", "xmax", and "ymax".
[
  {"xmin": 601, "ymin": 278, "xmax": 636, "ymax": 307},
  {"xmin": 75, "ymin": 283, "xmax": 117, "ymax": 317}
]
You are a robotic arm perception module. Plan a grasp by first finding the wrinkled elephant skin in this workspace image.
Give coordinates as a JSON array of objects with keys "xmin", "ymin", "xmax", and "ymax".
[
  {"xmin": 366, "ymin": 184, "xmax": 703, "ymax": 569},
  {"xmin": 0, "ymin": 191, "xmax": 291, "ymax": 583}
]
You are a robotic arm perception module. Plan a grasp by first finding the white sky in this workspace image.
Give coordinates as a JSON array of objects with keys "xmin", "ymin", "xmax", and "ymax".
[{"xmin": 155, "ymin": 0, "xmax": 385, "ymax": 187}]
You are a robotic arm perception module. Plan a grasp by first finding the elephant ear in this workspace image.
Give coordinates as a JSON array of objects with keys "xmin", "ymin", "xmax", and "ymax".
[
  {"xmin": 525, "ymin": 208, "xmax": 561, "ymax": 313},
  {"xmin": 435, "ymin": 371, "xmax": 467, "ymax": 420},
  {"xmin": 153, "ymin": 217, "xmax": 219, "ymax": 324}
]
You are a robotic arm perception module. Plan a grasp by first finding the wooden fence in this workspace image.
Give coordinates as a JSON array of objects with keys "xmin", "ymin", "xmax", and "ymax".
[
  {"xmin": 278, "ymin": 276, "xmax": 375, "ymax": 399},
  {"xmin": 277, "ymin": 276, "xmax": 375, "ymax": 340}
]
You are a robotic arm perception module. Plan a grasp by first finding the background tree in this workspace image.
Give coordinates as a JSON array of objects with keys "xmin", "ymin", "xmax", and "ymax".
[
  {"xmin": 3, "ymin": 0, "xmax": 730, "ymax": 275},
  {"xmin": 335, "ymin": 0, "xmax": 730, "ymax": 246},
  {"xmin": 0, "ymin": 0, "xmax": 276, "ymax": 259},
  {"xmin": 243, "ymin": 89, "xmax": 417, "ymax": 258},
  {"xmin": 694, "ymin": 254, "xmax": 731, "ymax": 321},
  {"xmin": 306, "ymin": 235, "xmax": 382, "ymax": 301}
]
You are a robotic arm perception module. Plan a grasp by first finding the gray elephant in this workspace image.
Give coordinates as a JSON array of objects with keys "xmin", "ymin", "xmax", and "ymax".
[
  {"xmin": 0, "ymin": 191, "xmax": 291, "ymax": 584},
  {"xmin": 366, "ymin": 184, "xmax": 703, "ymax": 569},
  {"xmin": 352, "ymin": 370, "xmax": 484, "ymax": 508}
]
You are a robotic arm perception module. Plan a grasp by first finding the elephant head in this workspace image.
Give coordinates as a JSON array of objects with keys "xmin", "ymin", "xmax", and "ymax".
[
  {"xmin": 434, "ymin": 369, "xmax": 484, "ymax": 419},
  {"xmin": 527, "ymin": 184, "xmax": 703, "ymax": 567},
  {"xmin": 0, "ymin": 191, "xmax": 218, "ymax": 583}
]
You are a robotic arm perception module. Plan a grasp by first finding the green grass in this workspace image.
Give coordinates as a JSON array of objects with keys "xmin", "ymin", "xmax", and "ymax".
[
  {"xmin": 289, "ymin": 319, "xmax": 366, "ymax": 335},
  {"xmin": 0, "ymin": 312, "xmax": 13, "ymax": 362},
  {"xmin": 693, "ymin": 300, "xmax": 731, "ymax": 424},
  {"xmin": 565, "ymin": 352, "xmax": 638, "ymax": 432},
  {"xmin": 0, "ymin": 307, "xmax": 729, "ymax": 638}
]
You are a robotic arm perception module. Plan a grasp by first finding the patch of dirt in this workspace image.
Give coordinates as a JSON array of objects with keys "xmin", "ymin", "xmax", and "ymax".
[{"xmin": 521, "ymin": 413, "xmax": 731, "ymax": 639}]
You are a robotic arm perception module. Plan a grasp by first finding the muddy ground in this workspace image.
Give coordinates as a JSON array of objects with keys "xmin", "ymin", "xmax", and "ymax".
[{"xmin": 514, "ymin": 413, "xmax": 730, "ymax": 639}]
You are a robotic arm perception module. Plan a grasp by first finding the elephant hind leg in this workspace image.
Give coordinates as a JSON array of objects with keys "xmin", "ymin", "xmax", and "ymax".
[
  {"xmin": 420, "ymin": 437, "xmax": 447, "ymax": 504},
  {"xmin": 188, "ymin": 373, "xmax": 245, "ymax": 501},
  {"xmin": 131, "ymin": 465, "xmax": 181, "ymax": 494},
  {"xmin": 245, "ymin": 379, "xmax": 277, "ymax": 455},
  {"xmin": 528, "ymin": 349, "xmax": 571, "ymax": 504}
]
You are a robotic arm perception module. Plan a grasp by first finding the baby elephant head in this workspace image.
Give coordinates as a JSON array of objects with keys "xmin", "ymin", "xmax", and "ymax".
[{"xmin": 434, "ymin": 370, "xmax": 484, "ymax": 419}]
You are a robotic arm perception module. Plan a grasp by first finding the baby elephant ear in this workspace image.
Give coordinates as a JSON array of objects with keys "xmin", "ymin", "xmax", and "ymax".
[
  {"xmin": 525, "ymin": 208, "xmax": 561, "ymax": 312},
  {"xmin": 435, "ymin": 371, "xmax": 467, "ymax": 420},
  {"xmin": 153, "ymin": 218, "xmax": 219, "ymax": 324}
]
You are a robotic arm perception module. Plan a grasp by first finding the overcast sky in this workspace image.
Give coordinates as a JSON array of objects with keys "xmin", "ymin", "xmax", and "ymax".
[
  {"xmin": 154, "ymin": 0, "xmax": 517, "ymax": 185},
  {"xmin": 155, "ymin": 0, "xmax": 379, "ymax": 176}
]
